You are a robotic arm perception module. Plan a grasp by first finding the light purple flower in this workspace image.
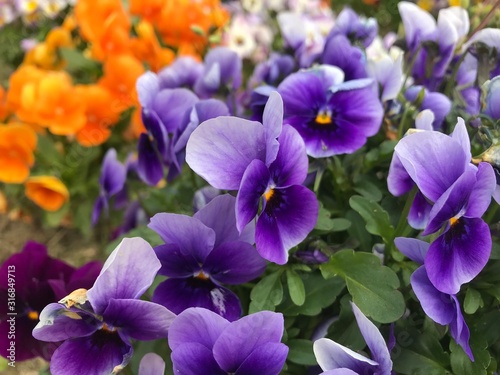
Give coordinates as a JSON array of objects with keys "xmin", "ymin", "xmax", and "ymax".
[
  {"xmin": 186, "ymin": 92, "xmax": 319, "ymax": 264},
  {"xmin": 32, "ymin": 238, "xmax": 175, "ymax": 375},
  {"xmin": 168, "ymin": 307, "xmax": 288, "ymax": 375},
  {"xmin": 313, "ymin": 302, "xmax": 392, "ymax": 375},
  {"xmin": 404, "ymin": 86, "xmax": 451, "ymax": 129},
  {"xmin": 157, "ymin": 57, "xmax": 204, "ymax": 90},
  {"xmin": 149, "ymin": 195, "xmax": 265, "ymax": 321},
  {"xmin": 484, "ymin": 75, "xmax": 500, "ymax": 120},
  {"xmin": 395, "ymin": 237, "xmax": 473, "ymax": 360},
  {"xmin": 328, "ymin": 7, "xmax": 378, "ymax": 48}
]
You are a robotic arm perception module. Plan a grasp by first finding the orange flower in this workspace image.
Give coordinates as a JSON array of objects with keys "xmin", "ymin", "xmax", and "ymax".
[
  {"xmin": 0, "ymin": 123, "xmax": 37, "ymax": 184},
  {"xmin": 75, "ymin": 85, "xmax": 121, "ymax": 147},
  {"xmin": 129, "ymin": 0, "xmax": 165, "ymax": 22},
  {"xmin": 99, "ymin": 54, "xmax": 144, "ymax": 112},
  {"xmin": 7, "ymin": 65, "xmax": 45, "ymax": 121},
  {"xmin": 24, "ymin": 71, "xmax": 86, "ymax": 135},
  {"xmin": 130, "ymin": 21, "xmax": 175, "ymax": 72},
  {"xmin": 0, "ymin": 86, "xmax": 9, "ymax": 121},
  {"xmin": 25, "ymin": 176, "xmax": 69, "ymax": 212}
]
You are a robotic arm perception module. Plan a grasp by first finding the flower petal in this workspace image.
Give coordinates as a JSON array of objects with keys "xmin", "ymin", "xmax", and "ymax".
[
  {"xmin": 186, "ymin": 117, "xmax": 266, "ymax": 190},
  {"xmin": 262, "ymin": 91, "xmax": 283, "ymax": 165},
  {"xmin": 465, "ymin": 162, "xmax": 496, "ymax": 217},
  {"xmin": 234, "ymin": 342, "xmax": 288, "ymax": 375},
  {"xmin": 449, "ymin": 296, "xmax": 474, "ymax": 361},
  {"xmin": 139, "ymin": 353, "xmax": 166, "ymax": 375},
  {"xmin": 100, "ymin": 149, "xmax": 126, "ymax": 197},
  {"xmin": 425, "ymin": 217, "xmax": 491, "ymax": 294},
  {"xmin": 137, "ymin": 133, "xmax": 164, "ymax": 186},
  {"xmin": 171, "ymin": 343, "xmax": 226, "ymax": 375},
  {"xmin": 87, "ymin": 238, "xmax": 161, "ymax": 315},
  {"xmin": 408, "ymin": 191, "xmax": 432, "ymax": 230},
  {"xmin": 394, "ymin": 237, "xmax": 429, "ymax": 265},
  {"xmin": 154, "ymin": 243, "xmax": 199, "ymax": 277}
]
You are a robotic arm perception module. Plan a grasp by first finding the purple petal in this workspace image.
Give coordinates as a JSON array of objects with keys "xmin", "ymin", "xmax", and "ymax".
[
  {"xmin": 449, "ymin": 295, "xmax": 474, "ymax": 361},
  {"xmin": 152, "ymin": 278, "xmax": 242, "ymax": 322},
  {"xmin": 415, "ymin": 110, "xmax": 435, "ymax": 131},
  {"xmin": 186, "ymin": 117, "xmax": 266, "ymax": 190},
  {"xmin": 236, "ymin": 159, "xmax": 270, "ymax": 233},
  {"xmin": 212, "ymin": 311, "xmax": 284, "ymax": 373},
  {"xmin": 450, "ymin": 118, "xmax": 471, "ymax": 162},
  {"xmin": 465, "ymin": 162, "xmax": 496, "ymax": 217},
  {"xmin": 397, "ymin": 2, "xmax": 436, "ymax": 50},
  {"xmin": 408, "ymin": 191, "xmax": 432, "ymax": 230},
  {"xmin": 351, "ymin": 302, "xmax": 392, "ymax": 374},
  {"xmin": 64, "ymin": 261, "xmax": 103, "ymax": 299},
  {"xmin": 137, "ymin": 72, "xmax": 160, "ymax": 109},
  {"xmin": 256, "ymin": 185, "xmax": 318, "ymax": 264},
  {"xmin": 425, "ymin": 217, "xmax": 491, "ymax": 294},
  {"xmin": 139, "ymin": 353, "xmax": 166, "ymax": 375},
  {"xmin": 154, "ymin": 243, "xmax": 199, "ymax": 277},
  {"xmin": 103, "ymin": 299, "xmax": 175, "ymax": 340},
  {"xmin": 320, "ymin": 369, "xmax": 359, "ymax": 375},
  {"xmin": 194, "ymin": 194, "xmax": 255, "ymax": 247},
  {"xmin": 322, "ymin": 34, "xmax": 367, "ymax": 81},
  {"xmin": 394, "ymin": 237, "xmax": 429, "ymax": 265},
  {"xmin": 168, "ymin": 307, "xmax": 229, "ymax": 351},
  {"xmin": 49, "ymin": 333, "xmax": 133, "ymax": 375},
  {"xmin": 193, "ymin": 186, "xmax": 221, "ymax": 212},
  {"xmin": 149, "ymin": 213, "xmax": 215, "ymax": 263},
  {"xmin": 204, "ymin": 241, "xmax": 266, "ymax": 284},
  {"xmin": 87, "ymin": 238, "xmax": 161, "ymax": 315},
  {"xmin": 387, "ymin": 153, "xmax": 414, "ymax": 197},
  {"xmin": 313, "ymin": 338, "xmax": 379, "ymax": 373},
  {"xmin": 394, "ymin": 131, "xmax": 469, "ymax": 202},
  {"xmin": 152, "ymin": 88, "xmax": 199, "ymax": 133},
  {"xmin": 91, "ymin": 195, "xmax": 107, "ymax": 226},
  {"xmin": 235, "ymin": 342, "xmax": 288, "ymax": 375},
  {"xmin": 262, "ymin": 91, "xmax": 283, "ymax": 165},
  {"xmin": 100, "ymin": 149, "xmax": 126, "ymax": 197},
  {"xmin": 171, "ymin": 343, "xmax": 225, "ymax": 375},
  {"xmin": 269, "ymin": 125, "xmax": 308, "ymax": 187},
  {"xmin": 137, "ymin": 133, "xmax": 164, "ymax": 186},
  {"xmin": 410, "ymin": 267, "xmax": 455, "ymax": 325},
  {"xmin": 32, "ymin": 303, "xmax": 99, "ymax": 342},
  {"xmin": 158, "ymin": 57, "xmax": 204, "ymax": 89}
]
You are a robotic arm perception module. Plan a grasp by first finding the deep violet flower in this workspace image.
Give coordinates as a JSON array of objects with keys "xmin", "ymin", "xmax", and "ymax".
[
  {"xmin": 32, "ymin": 238, "xmax": 175, "ymax": 375},
  {"xmin": 395, "ymin": 237, "xmax": 473, "ymax": 360},
  {"xmin": 388, "ymin": 119, "xmax": 496, "ymax": 294},
  {"xmin": 327, "ymin": 7, "xmax": 378, "ymax": 48},
  {"xmin": 0, "ymin": 241, "xmax": 101, "ymax": 361},
  {"xmin": 92, "ymin": 148, "xmax": 127, "ymax": 225},
  {"xmin": 322, "ymin": 34, "xmax": 368, "ymax": 81},
  {"xmin": 168, "ymin": 307, "xmax": 288, "ymax": 375},
  {"xmin": 149, "ymin": 194, "xmax": 265, "ymax": 321},
  {"xmin": 186, "ymin": 92, "xmax": 319, "ymax": 264},
  {"xmin": 278, "ymin": 66, "xmax": 383, "ymax": 158},
  {"xmin": 313, "ymin": 302, "xmax": 392, "ymax": 375}
]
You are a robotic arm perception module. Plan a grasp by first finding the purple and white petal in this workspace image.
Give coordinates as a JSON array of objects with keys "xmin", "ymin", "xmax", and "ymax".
[
  {"xmin": 137, "ymin": 72, "xmax": 160, "ymax": 109},
  {"xmin": 152, "ymin": 88, "xmax": 199, "ymax": 133},
  {"xmin": 139, "ymin": 353, "xmax": 166, "ymax": 375},
  {"xmin": 87, "ymin": 238, "xmax": 161, "ymax": 315},
  {"xmin": 465, "ymin": 162, "xmax": 496, "ymax": 218}
]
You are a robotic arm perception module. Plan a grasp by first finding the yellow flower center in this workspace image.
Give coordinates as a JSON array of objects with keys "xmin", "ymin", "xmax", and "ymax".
[
  {"xmin": 449, "ymin": 217, "xmax": 459, "ymax": 226},
  {"xmin": 195, "ymin": 271, "xmax": 210, "ymax": 280},
  {"xmin": 102, "ymin": 323, "xmax": 116, "ymax": 332},
  {"xmin": 315, "ymin": 110, "xmax": 332, "ymax": 125},
  {"xmin": 28, "ymin": 311, "xmax": 39, "ymax": 320},
  {"xmin": 263, "ymin": 188, "xmax": 274, "ymax": 201}
]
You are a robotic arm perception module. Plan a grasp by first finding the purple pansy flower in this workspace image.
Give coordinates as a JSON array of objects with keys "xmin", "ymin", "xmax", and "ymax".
[
  {"xmin": 404, "ymin": 86, "xmax": 451, "ymax": 129},
  {"xmin": 327, "ymin": 7, "xmax": 378, "ymax": 48},
  {"xmin": 186, "ymin": 92, "xmax": 319, "ymax": 264},
  {"xmin": 0, "ymin": 241, "xmax": 100, "ymax": 361},
  {"xmin": 484, "ymin": 75, "xmax": 500, "ymax": 120},
  {"xmin": 278, "ymin": 66, "xmax": 383, "ymax": 157},
  {"xmin": 157, "ymin": 56, "xmax": 204, "ymax": 90},
  {"xmin": 395, "ymin": 237, "xmax": 473, "ymax": 360},
  {"xmin": 322, "ymin": 34, "xmax": 368, "ymax": 81},
  {"xmin": 168, "ymin": 307, "xmax": 288, "ymax": 375},
  {"xmin": 92, "ymin": 149, "xmax": 127, "ymax": 225},
  {"xmin": 388, "ymin": 119, "xmax": 496, "ymax": 294},
  {"xmin": 248, "ymin": 53, "xmax": 295, "ymax": 88},
  {"xmin": 136, "ymin": 71, "xmax": 199, "ymax": 185},
  {"xmin": 32, "ymin": 238, "xmax": 175, "ymax": 375},
  {"xmin": 313, "ymin": 302, "xmax": 393, "ymax": 375},
  {"xmin": 149, "ymin": 194, "xmax": 266, "ymax": 321}
]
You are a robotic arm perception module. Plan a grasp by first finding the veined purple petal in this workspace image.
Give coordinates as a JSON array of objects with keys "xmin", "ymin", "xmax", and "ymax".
[
  {"xmin": 204, "ymin": 241, "xmax": 266, "ymax": 284},
  {"xmin": 158, "ymin": 57, "xmax": 204, "ymax": 89},
  {"xmin": 262, "ymin": 91, "xmax": 283, "ymax": 165},
  {"xmin": 351, "ymin": 302, "xmax": 392, "ymax": 374},
  {"xmin": 149, "ymin": 213, "xmax": 215, "ymax": 263},
  {"xmin": 142, "ymin": 110, "xmax": 169, "ymax": 161},
  {"xmin": 87, "ymin": 238, "xmax": 161, "ymax": 315},
  {"xmin": 236, "ymin": 159, "xmax": 270, "ymax": 233},
  {"xmin": 465, "ymin": 162, "xmax": 496, "ymax": 217},
  {"xmin": 256, "ymin": 185, "xmax": 318, "ymax": 264},
  {"xmin": 195, "ymin": 194, "xmax": 255, "ymax": 247},
  {"xmin": 212, "ymin": 311, "xmax": 284, "ymax": 373},
  {"xmin": 153, "ymin": 278, "xmax": 242, "ymax": 322},
  {"xmin": 394, "ymin": 131, "xmax": 469, "ymax": 202},
  {"xmin": 168, "ymin": 307, "xmax": 229, "ymax": 352},
  {"xmin": 425, "ymin": 217, "xmax": 491, "ymax": 294},
  {"xmin": 394, "ymin": 237, "xmax": 429, "ymax": 265},
  {"xmin": 152, "ymin": 88, "xmax": 199, "ymax": 133},
  {"xmin": 313, "ymin": 338, "xmax": 379, "ymax": 373},
  {"xmin": 139, "ymin": 353, "xmax": 166, "ymax": 375},
  {"xmin": 103, "ymin": 299, "xmax": 175, "ymax": 341},
  {"xmin": 171, "ymin": 343, "xmax": 225, "ymax": 375},
  {"xmin": 410, "ymin": 267, "xmax": 455, "ymax": 325},
  {"xmin": 100, "ymin": 149, "xmax": 126, "ymax": 197},
  {"xmin": 235, "ymin": 342, "xmax": 288, "ymax": 375},
  {"xmin": 49, "ymin": 332, "xmax": 133, "ymax": 375},
  {"xmin": 450, "ymin": 118, "xmax": 471, "ymax": 162},
  {"xmin": 137, "ymin": 133, "xmax": 164, "ymax": 186},
  {"xmin": 186, "ymin": 117, "xmax": 267, "ymax": 190},
  {"xmin": 32, "ymin": 303, "xmax": 99, "ymax": 342},
  {"xmin": 408, "ymin": 191, "xmax": 432, "ymax": 230},
  {"xmin": 269, "ymin": 125, "xmax": 308, "ymax": 187},
  {"xmin": 449, "ymin": 295, "xmax": 474, "ymax": 361},
  {"xmin": 154, "ymin": 243, "xmax": 201, "ymax": 277}
]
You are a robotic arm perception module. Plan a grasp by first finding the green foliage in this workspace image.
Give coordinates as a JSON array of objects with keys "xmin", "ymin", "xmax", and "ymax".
[
  {"xmin": 349, "ymin": 195, "xmax": 395, "ymax": 245},
  {"xmin": 249, "ymin": 270, "xmax": 284, "ymax": 313}
]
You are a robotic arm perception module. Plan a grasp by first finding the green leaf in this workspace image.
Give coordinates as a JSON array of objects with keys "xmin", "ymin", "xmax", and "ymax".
[
  {"xmin": 349, "ymin": 195, "xmax": 394, "ymax": 244},
  {"xmin": 286, "ymin": 270, "xmax": 306, "ymax": 306},
  {"xmin": 320, "ymin": 250, "xmax": 405, "ymax": 323},
  {"xmin": 327, "ymin": 296, "xmax": 365, "ymax": 350},
  {"xmin": 105, "ymin": 226, "xmax": 163, "ymax": 254},
  {"xmin": 450, "ymin": 337, "xmax": 490, "ymax": 375},
  {"xmin": 287, "ymin": 339, "xmax": 317, "ymax": 366},
  {"xmin": 279, "ymin": 273, "xmax": 345, "ymax": 316},
  {"xmin": 464, "ymin": 288, "xmax": 482, "ymax": 314},
  {"xmin": 393, "ymin": 331, "xmax": 450, "ymax": 375},
  {"xmin": 60, "ymin": 48, "xmax": 100, "ymax": 73},
  {"xmin": 249, "ymin": 271, "xmax": 283, "ymax": 313},
  {"xmin": 314, "ymin": 204, "xmax": 351, "ymax": 232},
  {"xmin": 353, "ymin": 180, "xmax": 383, "ymax": 202}
]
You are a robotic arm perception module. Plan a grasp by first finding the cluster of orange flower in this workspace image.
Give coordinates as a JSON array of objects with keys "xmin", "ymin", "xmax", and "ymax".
[{"xmin": 0, "ymin": 0, "xmax": 229, "ymax": 212}]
